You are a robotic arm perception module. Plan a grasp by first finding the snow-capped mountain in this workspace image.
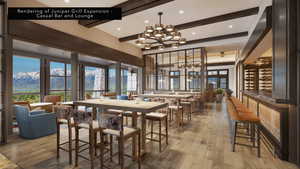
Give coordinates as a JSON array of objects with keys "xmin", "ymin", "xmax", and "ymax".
[{"xmin": 13, "ymin": 68, "xmax": 105, "ymax": 92}]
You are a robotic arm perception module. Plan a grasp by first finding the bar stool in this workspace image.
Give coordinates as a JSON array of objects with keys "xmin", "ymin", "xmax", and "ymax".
[
  {"xmin": 146, "ymin": 111, "xmax": 168, "ymax": 152},
  {"xmin": 73, "ymin": 108, "xmax": 104, "ymax": 169},
  {"xmin": 168, "ymin": 99, "xmax": 183, "ymax": 127},
  {"xmin": 180, "ymin": 100, "xmax": 192, "ymax": 121},
  {"xmin": 227, "ymin": 98, "xmax": 261, "ymax": 157},
  {"xmin": 54, "ymin": 105, "xmax": 76, "ymax": 165},
  {"xmin": 102, "ymin": 112, "xmax": 141, "ymax": 169}
]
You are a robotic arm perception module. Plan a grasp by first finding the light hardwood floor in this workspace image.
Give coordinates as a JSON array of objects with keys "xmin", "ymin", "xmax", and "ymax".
[{"xmin": 0, "ymin": 102, "xmax": 298, "ymax": 169}]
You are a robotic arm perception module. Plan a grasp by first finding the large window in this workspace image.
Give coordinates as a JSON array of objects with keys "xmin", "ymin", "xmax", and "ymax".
[
  {"xmin": 207, "ymin": 69, "xmax": 228, "ymax": 89},
  {"xmin": 13, "ymin": 56, "xmax": 41, "ymax": 103},
  {"xmin": 188, "ymin": 71, "xmax": 201, "ymax": 89},
  {"xmin": 127, "ymin": 70, "xmax": 137, "ymax": 92},
  {"xmin": 169, "ymin": 71, "xmax": 180, "ymax": 90},
  {"xmin": 108, "ymin": 67, "xmax": 116, "ymax": 92},
  {"xmin": 49, "ymin": 62, "xmax": 72, "ymax": 101},
  {"xmin": 121, "ymin": 69, "xmax": 128, "ymax": 94},
  {"xmin": 84, "ymin": 66, "xmax": 105, "ymax": 98},
  {"xmin": 145, "ymin": 47, "xmax": 206, "ymax": 91}
]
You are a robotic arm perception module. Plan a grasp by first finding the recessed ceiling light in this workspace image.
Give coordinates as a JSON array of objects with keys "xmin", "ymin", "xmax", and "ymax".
[
  {"xmin": 64, "ymin": 0, "xmax": 70, "ymax": 3},
  {"xmin": 144, "ymin": 20, "xmax": 149, "ymax": 24},
  {"xmin": 179, "ymin": 10, "xmax": 184, "ymax": 14},
  {"xmin": 117, "ymin": 27, "xmax": 121, "ymax": 31},
  {"xmin": 228, "ymin": 25, "xmax": 233, "ymax": 28},
  {"xmin": 192, "ymin": 32, "xmax": 196, "ymax": 35}
]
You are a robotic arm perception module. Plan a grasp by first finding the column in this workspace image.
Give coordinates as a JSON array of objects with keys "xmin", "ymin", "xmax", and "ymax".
[{"xmin": 71, "ymin": 53, "xmax": 79, "ymax": 101}]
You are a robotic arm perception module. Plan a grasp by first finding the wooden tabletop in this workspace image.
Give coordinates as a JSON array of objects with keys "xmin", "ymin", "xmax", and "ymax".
[
  {"xmin": 139, "ymin": 93, "xmax": 193, "ymax": 99},
  {"xmin": 74, "ymin": 99, "xmax": 168, "ymax": 113},
  {"xmin": 30, "ymin": 102, "xmax": 53, "ymax": 107}
]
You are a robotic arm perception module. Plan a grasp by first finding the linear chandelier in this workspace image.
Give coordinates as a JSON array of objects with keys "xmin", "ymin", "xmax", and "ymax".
[{"xmin": 135, "ymin": 12, "xmax": 186, "ymax": 50}]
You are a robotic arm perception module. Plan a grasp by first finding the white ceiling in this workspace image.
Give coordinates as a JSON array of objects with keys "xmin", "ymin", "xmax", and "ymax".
[
  {"xmin": 36, "ymin": 0, "xmax": 262, "ymax": 52},
  {"xmin": 35, "ymin": 0, "xmax": 127, "ymax": 7}
]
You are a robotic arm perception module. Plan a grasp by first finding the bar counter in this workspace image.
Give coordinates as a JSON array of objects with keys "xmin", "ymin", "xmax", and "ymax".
[{"xmin": 241, "ymin": 90, "xmax": 289, "ymax": 160}]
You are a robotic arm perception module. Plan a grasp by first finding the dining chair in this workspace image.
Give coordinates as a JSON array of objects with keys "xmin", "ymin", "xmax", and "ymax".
[
  {"xmin": 101, "ymin": 112, "xmax": 141, "ymax": 169},
  {"xmin": 44, "ymin": 95, "xmax": 62, "ymax": 112}
]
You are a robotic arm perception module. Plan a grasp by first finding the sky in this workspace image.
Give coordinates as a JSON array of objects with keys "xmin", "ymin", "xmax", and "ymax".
[{"xmin": 13, "ymin": 56, "xmax": 66, "ymax": 73}]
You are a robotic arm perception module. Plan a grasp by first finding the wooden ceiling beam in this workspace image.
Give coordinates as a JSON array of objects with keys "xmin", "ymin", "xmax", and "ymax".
[
  {"xmin": 119, "ymin": 7, "xmax": 258, "ymax": 42},
  {"xmin": 142, "ymin": 32, "xmax": 248, "ymax": 50},
  {"xmin": 79, "ymin": 0, "xmax": 174, "ymax": 28}
]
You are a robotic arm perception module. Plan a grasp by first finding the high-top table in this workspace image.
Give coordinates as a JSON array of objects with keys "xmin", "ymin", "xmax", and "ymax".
[
  {"xmin": 73, "ymin": 99, "xmax": 168, "ymax": 156},
  {"xmin": 138, "ymin": 93, "xmax": 193, "ymax": 99}
]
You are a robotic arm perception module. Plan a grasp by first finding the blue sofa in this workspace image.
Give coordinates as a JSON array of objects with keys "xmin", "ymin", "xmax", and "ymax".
[
  {"xmin": 117, "ymin": 95, "xmax": 129, "ymax": 100},
  {"xmin": 13, "ymin": 105, "xmax": 57, "ymax": 139}
]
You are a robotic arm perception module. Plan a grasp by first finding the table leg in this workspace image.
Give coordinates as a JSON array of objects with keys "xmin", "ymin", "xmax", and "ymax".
[
  {"xmin": 132, "ymin": 111, "xmax": 138, "ymax": 159},
  {"xmin": 141, "ymin": 113, "xmax": 147, "ymax": 155}
]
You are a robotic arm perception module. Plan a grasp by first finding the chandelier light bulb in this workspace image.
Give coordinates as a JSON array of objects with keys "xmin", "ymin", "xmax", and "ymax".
[
  {"xmin": 155, "ymin": 24, "xmax": 164, "ymax": 31},
  {"xmin": 135, "ymin": 40, "xmax": 143, "ymax": 46},
  {"xmin": 146, "ymin": 26, "xmax": 154, "ymax": 33},
  {"xmin": 166, "ymin": 25, "xmax": 174, "ymax": 32},
  {"xmin": 173, "ymin": 32, "xmax": 181, "ymax": 40},
  {"xmin": 154, "ymin": 31, "xmax": 163, "ymax": 37},
  {"xmin": 158, "ymin": 45, "xmax": 165, "ymax": 50},
  {"xmin": 172, "ymin": 43, "xmax": 179, "ymax": 49},
  {"xmin": 138, "ymin": 34, "xmax": 146, "ymax": 41},
  {"xmin": 179, "ymin": 38, "xmax": 186, "ymax": 44},
  {"xmin": 144, "ymin": 44, "xmax": 151, "ymax": 50}
]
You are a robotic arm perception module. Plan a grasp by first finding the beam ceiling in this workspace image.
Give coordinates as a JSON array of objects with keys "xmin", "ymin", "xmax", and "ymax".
[
  {"xmin": 142, "ymin": 32, "xmax": 248, "ymax": 50},
  {"xmin": 79, "ymin": 0, "xmax": 175, "ymax": 28},
  {"xmin": 119, "ymin": 7, "xmax": 258, "ymax": 42}
]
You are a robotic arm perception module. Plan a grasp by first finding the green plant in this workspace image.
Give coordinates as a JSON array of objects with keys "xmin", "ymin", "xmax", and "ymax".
[{"xmin": 215, "ymin": 88, "xmax": 224, "ymax": 95}]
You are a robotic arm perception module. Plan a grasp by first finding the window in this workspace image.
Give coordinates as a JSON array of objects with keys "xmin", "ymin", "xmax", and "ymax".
[
  {"xmin": 13, "ymin": 56, "xmax": 41, "ymax": 103},
  {"xmin": 121, "ymin": 69, "xmax": 128, "ymax": 94},
  {"xmin": 84, "ymin": 66, "xmax": 105, "ymax": 98},
  {"xmin": 49, "ymin": 62, "xmax": 72, "ymax": 101},
  {"xmin": 108, "ymin": 67, "xmax": 116, "ymax": 92},
  {"xmin": 127, "ymin": 70, "xmax": 137, "ymax": 91},
  {"xmin": 169, "ymin": 71, "xmax": 180, "ymax": 90},
  {"xmin": 207, "ymin": 69, "xmax": 228, "ymax": 89},
  {"xmin": 188, "ymin": 71, "xmax": 201, "ymax": 89}
]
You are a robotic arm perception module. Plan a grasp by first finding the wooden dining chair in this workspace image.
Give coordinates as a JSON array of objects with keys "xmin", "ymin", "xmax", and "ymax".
[
  {"xmin": 101, "ymin": 112, "xmax": 141, "ymax": 169},
  {"xmin": 44, "ymin": 95, "xmax": 62, "ymax": 112}
]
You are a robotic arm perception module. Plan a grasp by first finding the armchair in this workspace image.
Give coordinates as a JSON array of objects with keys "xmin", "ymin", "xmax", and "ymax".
[{"xmin": 13, "ymin": 105, "xmax": 57, "ymax": 139}]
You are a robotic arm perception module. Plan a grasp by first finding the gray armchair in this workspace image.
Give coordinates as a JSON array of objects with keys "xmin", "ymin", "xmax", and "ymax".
[{"xmin": 13, "ymin": 105, "xmax": 57, "ymax": 139}]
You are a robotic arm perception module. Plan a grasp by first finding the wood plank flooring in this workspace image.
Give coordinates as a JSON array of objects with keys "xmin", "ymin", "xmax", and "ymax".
[{"xmin": 0, "ymin": 102, "xmax": 298, "ymax": 169}]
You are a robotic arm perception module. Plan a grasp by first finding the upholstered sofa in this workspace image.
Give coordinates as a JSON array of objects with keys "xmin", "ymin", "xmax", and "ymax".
[{"xmin": 13, "ymin": 105, "xmax": 57, "ymax": 139}]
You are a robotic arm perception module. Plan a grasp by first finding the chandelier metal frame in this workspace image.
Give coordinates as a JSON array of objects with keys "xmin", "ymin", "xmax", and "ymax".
[{"xmin": 135, "ymin": 12, "xmax": 186, "ymax": 50}]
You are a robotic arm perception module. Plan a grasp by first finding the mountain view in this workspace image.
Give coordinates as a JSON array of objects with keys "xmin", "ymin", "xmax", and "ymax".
[{"xmin": 13, "ymin": 68, "xmax": 105, "ymax": 93}]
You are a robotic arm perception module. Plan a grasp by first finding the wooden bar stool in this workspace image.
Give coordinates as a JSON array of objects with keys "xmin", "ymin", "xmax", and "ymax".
[
  {"xmin": 54, "ymin": 105, "xmax": 76, "ymax": 165},
  {"xmin": 226, "ymin": 98, "xmax": 261, "ymax": 157},
  {"xmin": 168, "ymin": 99, "xmax": 183, "ymax": 127},
  {"xmin": 101, "ymin": 112, "xmax": 141, "ymax": 169},
  {"xmin": 73, "ymin": 108, "xmax": 104, "ymax": 169},
  {"xmin": 146, "ymin": 112, "xmax": 168, "ymax": 152},
  {"xmin": 180, "ymin": 101, "xmax": 192, "ymax": 121}
]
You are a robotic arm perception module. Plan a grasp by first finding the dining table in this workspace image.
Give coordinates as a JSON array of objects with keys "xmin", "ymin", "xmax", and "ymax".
[{"xmin": 73, "ymin": 98, "xmax": 168, "ymax": 157}]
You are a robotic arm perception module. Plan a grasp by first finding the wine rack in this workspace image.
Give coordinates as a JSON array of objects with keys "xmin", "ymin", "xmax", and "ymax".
[
  {"xmin": 244, "ymin": 67, "xmax": 257, "ymax": 91},
  {"xmin": 243, "ymin": 57, "xmax": 272, "ymax": 93}
]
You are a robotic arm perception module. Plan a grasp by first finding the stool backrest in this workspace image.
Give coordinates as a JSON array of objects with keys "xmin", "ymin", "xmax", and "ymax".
[
  {"xmin": 54, "ymin": 105, "xmax": 73, "ymax": 120},
  {"xmin": 73, "ymin": 109, "xmax": 93, "ymax": 126},
  {"xmin": 98, "ymin": 112, "xmax": 124, "ymax": 136}
]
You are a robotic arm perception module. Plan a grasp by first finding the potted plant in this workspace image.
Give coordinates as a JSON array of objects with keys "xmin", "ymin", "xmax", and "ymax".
[{"xmin": 215, "ymin": 88, "xmax": 224, "ymax": 103}]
